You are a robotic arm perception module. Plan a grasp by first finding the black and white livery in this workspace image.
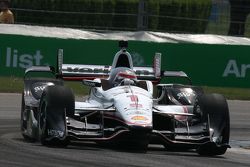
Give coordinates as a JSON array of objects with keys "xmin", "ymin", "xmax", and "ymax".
[{"xmin": 21, "ymin": 41, "xmax": 230, "ymax": 155}]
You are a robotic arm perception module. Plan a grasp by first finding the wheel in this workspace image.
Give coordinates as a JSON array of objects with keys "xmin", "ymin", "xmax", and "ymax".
[
  {"xmin": 20, "ymin": 92, "xmax": 36, "ymax": 142},
  {"xmin": 195, "ymin": 94, "xmax": 230, "ymax": 156},
  {"xmin": 38, "ymin": 85, "xmax": 74, "ymax": 147}
]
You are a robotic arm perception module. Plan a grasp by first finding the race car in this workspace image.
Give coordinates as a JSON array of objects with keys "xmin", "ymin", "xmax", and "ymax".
[{"xmin": 21, "ymin": 41, "xmax": 230, "ymax": 155}]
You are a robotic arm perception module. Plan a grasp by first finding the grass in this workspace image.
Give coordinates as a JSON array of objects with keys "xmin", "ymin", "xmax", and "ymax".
[
  {"xmin": 1, "ymin": 76, "xmax": 250, "ymax": 100},
  {"xmin": 0, "ymin": 76, "xmax": 89, "ymax": 96},
  {"xmin": 0, "ymin": 76, "xmax": 24, "ymax": 93},
  {"xmin": 203, "ymin": 86, "xmax": 250, "ymax": 100}
]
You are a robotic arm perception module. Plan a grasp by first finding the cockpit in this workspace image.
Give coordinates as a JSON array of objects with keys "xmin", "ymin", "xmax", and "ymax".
[{"xmin": 109, "ymin": 67, "xmax": 137, "ymax": 87}]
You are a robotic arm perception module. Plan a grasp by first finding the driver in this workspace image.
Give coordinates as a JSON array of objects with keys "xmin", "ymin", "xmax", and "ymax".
[{"xmin": 111, "ymin": 68, "xmax": 137, "ymax": 87}]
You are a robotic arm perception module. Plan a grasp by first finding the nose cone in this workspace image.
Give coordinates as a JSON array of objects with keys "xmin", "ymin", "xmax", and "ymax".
[
  {"xmin": 114, "ymin": 96, "xmax": 153, "ymax": 128},
  {"xmin": 110, "ymin": 86, "xmax": 153, "ymax": 129}
]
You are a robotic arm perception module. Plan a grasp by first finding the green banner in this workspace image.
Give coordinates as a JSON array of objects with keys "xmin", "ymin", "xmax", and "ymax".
[{"xmin": 1, "ymin": 34, "xmax": 250, "ymax": 88}]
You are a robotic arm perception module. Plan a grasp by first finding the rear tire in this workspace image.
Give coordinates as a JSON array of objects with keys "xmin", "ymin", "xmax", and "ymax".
[
  {"xmin": 195, "ymin": 94, "xmax": 230, "ymax": 156},
  {"xmin": 38, "ymin": 85, "xmax": 74, "ymax": 147}
]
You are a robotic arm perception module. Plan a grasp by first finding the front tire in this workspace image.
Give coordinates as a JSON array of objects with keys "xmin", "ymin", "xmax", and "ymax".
[
  {"xmin": 195, "ymin": 94, "xmax": 230, "ymax": 156},
  {"xmin": 38, "ymin": 85, "xmax": 74, "ymax": 147}
]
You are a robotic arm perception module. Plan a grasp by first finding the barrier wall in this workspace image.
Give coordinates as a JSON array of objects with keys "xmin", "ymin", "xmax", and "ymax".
[{"xmin": 1, "ymin": 34, "xmax": 250, "ymax": 88}]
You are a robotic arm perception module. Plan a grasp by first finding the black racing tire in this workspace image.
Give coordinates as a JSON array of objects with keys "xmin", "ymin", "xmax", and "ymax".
[
  {"xmin": 20, "ymin": 92, "xmax": 36, "ymax": 142},
  {"xmin": 195, "ymin": 94, "xmax": 230, "ymax": 156},
  {"xmin": 38, "ymin": 85, "xmax": 74, "ymax": 147}
]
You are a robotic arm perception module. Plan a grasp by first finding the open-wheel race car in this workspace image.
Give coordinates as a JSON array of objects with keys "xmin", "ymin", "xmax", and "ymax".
[{"xmin": 21, "ymin": 41, "xmax": 230, "ymax": 156}]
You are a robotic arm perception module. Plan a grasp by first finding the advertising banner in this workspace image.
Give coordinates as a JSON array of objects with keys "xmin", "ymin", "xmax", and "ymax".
[{"xmin": 1, "ymin": 34, "xmax": 250, "ymax": 88}]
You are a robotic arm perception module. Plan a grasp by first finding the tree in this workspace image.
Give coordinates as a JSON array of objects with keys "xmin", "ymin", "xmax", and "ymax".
[{"xmin": 228, "ymin": 0, "xmax": 250, "ymax": 36}]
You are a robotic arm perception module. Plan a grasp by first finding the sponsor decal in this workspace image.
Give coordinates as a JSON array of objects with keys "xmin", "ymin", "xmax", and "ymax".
[
  {"xmin": 177, "ymin": 92, "xmax": 194, "ymax": 99},
  {"xmin": 4, "ymin": 47, "xmax": 45, "ymax": 68},
  {"xmin": 65, "ymin": 66, "xmax": 110, "ymax": 74},
  {"xmin": 33, "ymin": 82, "xmax": 54, "ymax": 93},
  {"xmin": 128, "ymin": 95, "xmax": 138, "ymax": 102},
  {"xmin": 34, "ymin": 86, "xmax": 46, "ymax": 93},
  {"xmin": 223, "ymin": 59, "xmax": 250, "ymax": 78},
  {"xmin": 130, "ymin": 104, "xmax": 143, "ymax": 108},
  {"xmin": 47, "ymin": 129, "xmax": 64, "ymax": 138},
  {"xmin": 128, "ymin": 95, "xmax": 143, "ymax": 108},
  {"xmin": 83, "ymin": 80, "xmax": 101, "ymax": 87},
  {"xmin": 104, "ymin": 114, "xmax": 151, "ymax": 126},
  {"xmin": 64, "ymin": 66, "xmax": 154, "ymax": 76},
  {"xmin": 125, "ymin": 109, "xmax": 149, "ymax": 115},
  {"xmin": 131, "ymin": 116, "xmax": 148, "ymax": 121}
]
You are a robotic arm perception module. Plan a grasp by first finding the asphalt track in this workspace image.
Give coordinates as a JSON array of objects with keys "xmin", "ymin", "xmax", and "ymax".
[{"xmin": 0, "ymin": 93, "xmax": 250, "ymax": 167}]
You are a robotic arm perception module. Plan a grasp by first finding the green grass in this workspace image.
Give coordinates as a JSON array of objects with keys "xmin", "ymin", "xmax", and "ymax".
[
  {"xmin": 65, "ymin": 81, "xmax": 90, "ymax": 96},
  {"xmin": 0, "ymin": 76, "xmax": 89, "ymax": 95},
  {"xmin": 1, "ymin": 76, "xmax": 250, "ymax": 100},
  {"xmin": 203, "ymin": 86, "xmax": 250, "ymax": 100},
  {"xmin": 0, "ymin": 76, "xmax": 24, "ymax": 93}
]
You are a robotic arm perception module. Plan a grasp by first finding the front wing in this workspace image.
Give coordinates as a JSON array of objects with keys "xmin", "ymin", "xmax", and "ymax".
[{"xmin": 66, "ymin": 103, "xmax": 212, "ymax": 148}]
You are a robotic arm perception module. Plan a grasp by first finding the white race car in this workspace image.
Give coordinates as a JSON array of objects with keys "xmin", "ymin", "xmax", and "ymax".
[{"xmin": 21, "ymin": 41, "xmax": 230, "ymax": 155}]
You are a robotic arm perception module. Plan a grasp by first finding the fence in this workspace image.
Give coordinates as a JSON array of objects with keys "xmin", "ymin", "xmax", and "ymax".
[
  {"xmin": 10, "ymin": 0, "xmax": 212, "ymax": 33},
  {"xmin": 9, "ymin": 0, "xmax": 250, "ymax": 37}
]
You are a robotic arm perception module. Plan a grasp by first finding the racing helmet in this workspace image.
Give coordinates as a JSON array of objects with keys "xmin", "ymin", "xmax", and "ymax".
[{"xmin": 111, "ymin": 68, "xmax": 137, "ymax": 86}]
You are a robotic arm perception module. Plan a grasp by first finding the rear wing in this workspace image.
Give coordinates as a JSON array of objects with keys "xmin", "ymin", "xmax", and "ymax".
[
  {"xmin": 58, "ymin": 49, "xmax": 162, "ymax": 82},
  {"xmin": 61, "ymin": 64, "xmax": 160, "ymax": 81},
  {"xmin": 57, "ymin": 49, "xmax": 191, "ymax": 84},
  {"xmin": 24, "ymin": 47, "xmax": 191, "ymax": 84}
]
